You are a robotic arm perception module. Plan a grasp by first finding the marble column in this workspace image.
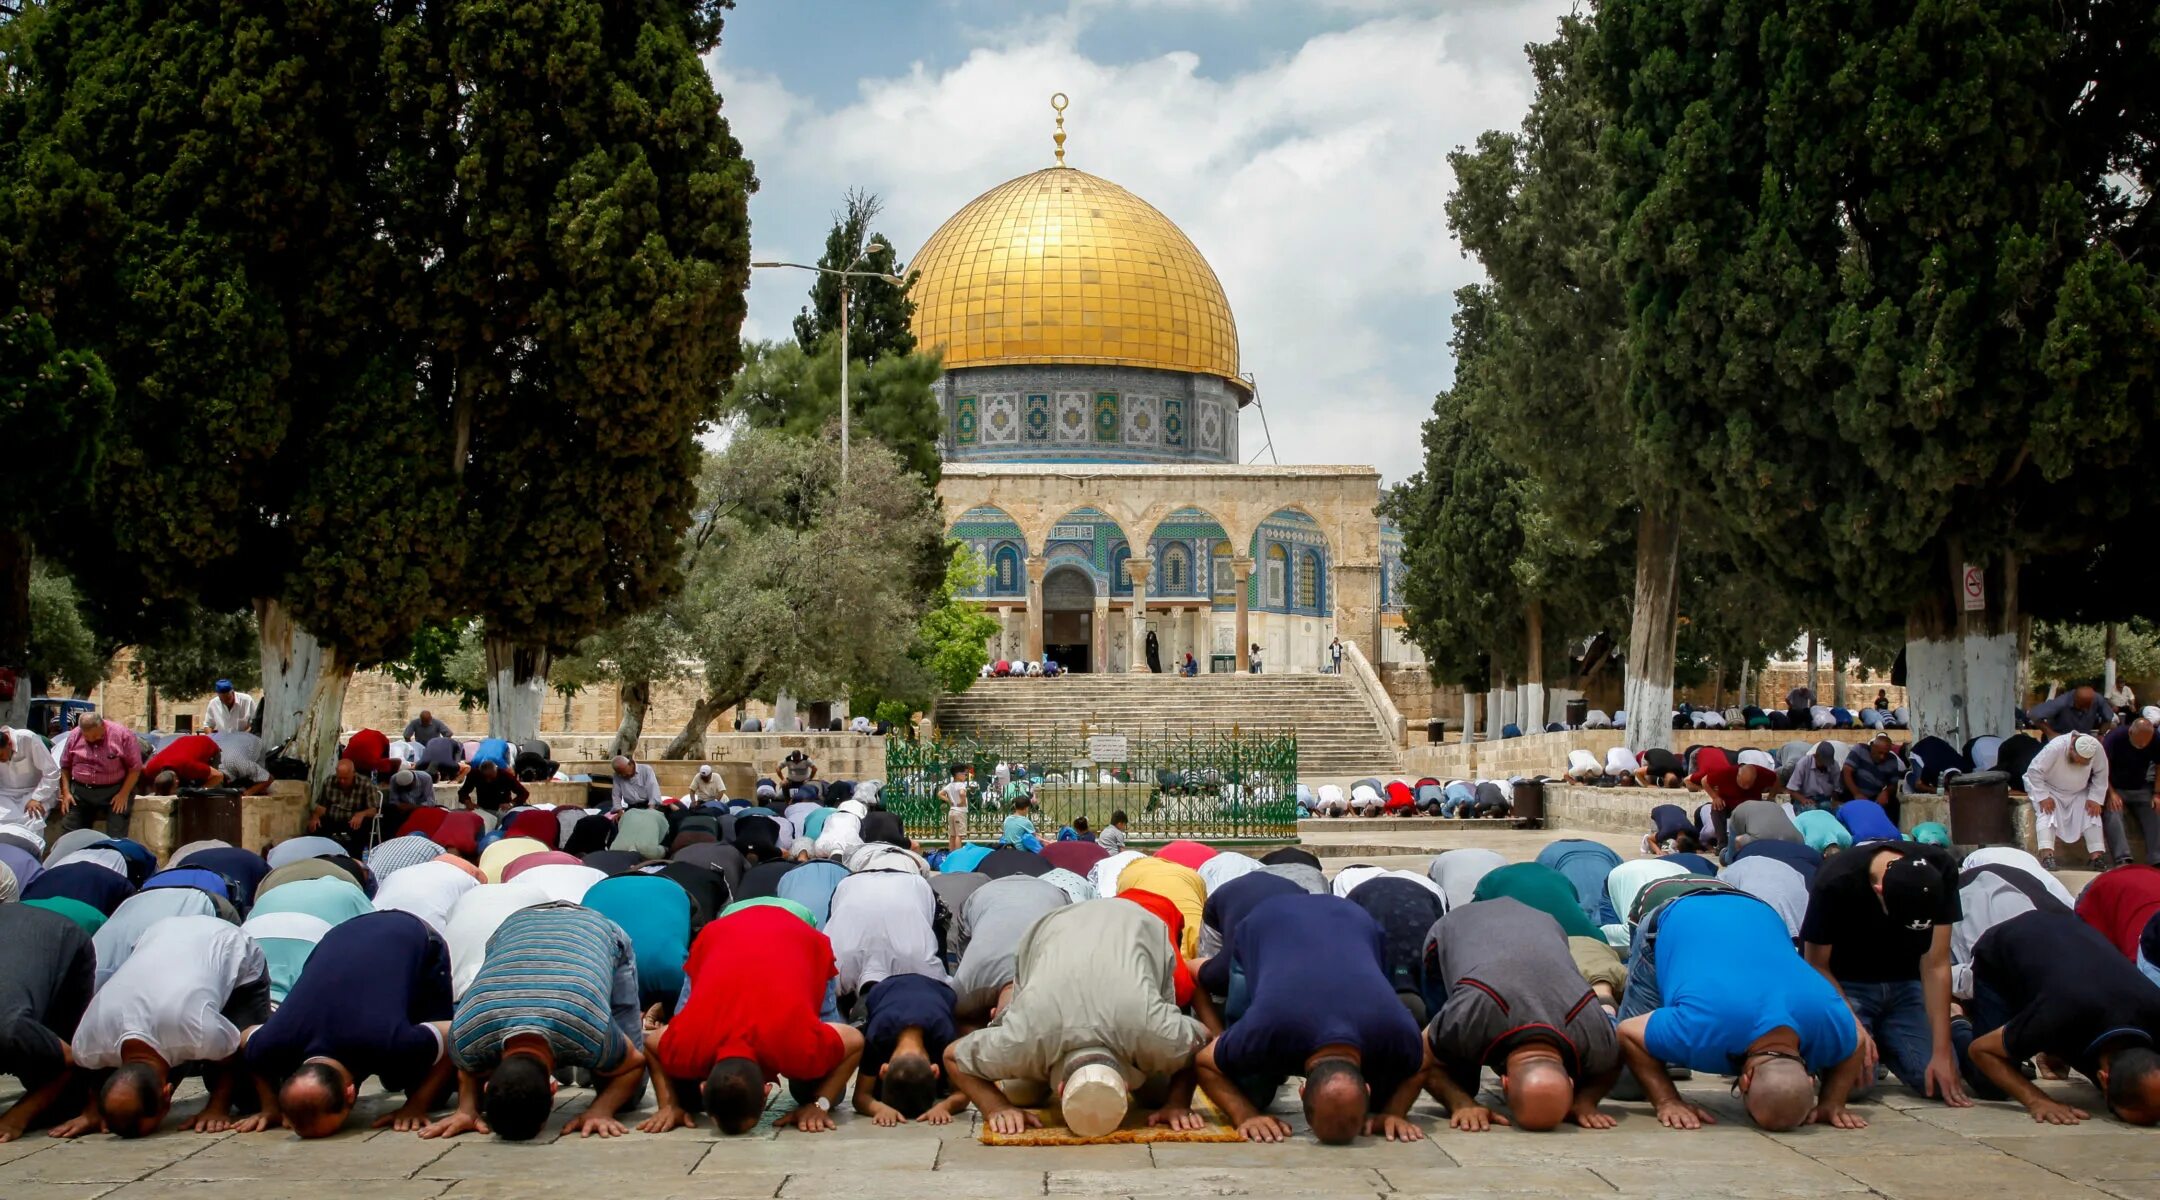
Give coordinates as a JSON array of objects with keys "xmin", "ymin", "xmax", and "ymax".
[
  {"xmin": 1026, "ymin": 557, "xmax": 1047, "ymax": 660},
  {"xmin": 1232, "ymin": 557, "xmax": 1255, "ymax": 674},
  {"xmin": 1092, "ymin": 597, "xmax": 1110, "ymax": 673},
  {"xmin": 1126, "ymin": 560, "xmax": 1154, "ymax": 672}
]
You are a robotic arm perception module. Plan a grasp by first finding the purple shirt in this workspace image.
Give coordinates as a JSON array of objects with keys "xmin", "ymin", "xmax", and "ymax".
[
  {"xmin": 58, "ymin": 724, "xmax": 141, "ymax": 787},
  {"xmin": 2102, "ymin": 726, "xmax": 2160, "ymax": 792}
]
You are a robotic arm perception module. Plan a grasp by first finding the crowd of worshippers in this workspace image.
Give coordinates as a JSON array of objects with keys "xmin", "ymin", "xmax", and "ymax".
[
  {"xmin": 978, "ymin": 657, "xmax": 1068, "ymax": 678},
  {"xmin": 1573, "ymin": 702, "xmax": 2160, "ymax": 873},
  {"xmin": 6, "ymin": 765, "xmax": 2160, "ymax": 1146},
  {"xmin": 1297, "ymin": 778, "xmax": 1517, "ymax": 820}
]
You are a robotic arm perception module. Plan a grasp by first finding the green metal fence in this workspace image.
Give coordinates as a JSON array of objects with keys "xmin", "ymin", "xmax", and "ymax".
[{"xmin": 884, "ymin": 728, "xmax": 1299, "ymax": 842}]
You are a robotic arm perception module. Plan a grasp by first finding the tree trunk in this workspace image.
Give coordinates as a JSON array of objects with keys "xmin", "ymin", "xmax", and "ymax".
[
  {"xmin": 1806, "ymin": 631, "xmax": 1819, "ymax": 697},
  {"xmin": 1460, "ymin": 690, "xmax": 1479, "ymax": 746},
  {"xmin": 1832, "ymin": 652, "xmax": 1848, "ymax": 708},
  {"xmin": 661, "ymin": 694, "xmax": 727, "ymax": 759},
  {"xmin": 612, "ymin": 679, "xmax": 651, "ymax": 758},
  {"xmin": 1737, "ymin": 659, "xmax": 1752, "ymax": 711},
  {"xmin": 0, "ymin": 529, "xmax": 30, "ymax": 731},
  {"xmin": 1904, "ymin": 545, "xmax": 2019, "ymax": 743},
  {"xmin": 483, "ymin": 635, "xmax": 552, "ymax": 743},
  {"xmin": 2105, "ymin": 622, "xmax": 2119, "ymax": 698},
  {"xmin": 1623, "ymin": 503, "xmax": 1681, "ymax": 753},
  {"xmin": 146, "ymin": 684, "xmax": 159, "ymax": 731},
  {"xmin": 1523, "ymin": 599, "xmax": 1547, "ymax": 733},
  {"xmin": 256, "ymin": 598, "xmax": 351, "ymax": 793}
]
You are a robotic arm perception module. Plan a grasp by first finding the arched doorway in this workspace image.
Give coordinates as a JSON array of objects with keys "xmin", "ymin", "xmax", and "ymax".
[{"xmin": 1042, "ymin": 565, "xmax": 1098, "ymax": 673}]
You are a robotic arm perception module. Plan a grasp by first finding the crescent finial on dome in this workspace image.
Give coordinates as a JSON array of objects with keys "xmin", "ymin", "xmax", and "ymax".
[{"xmin": 1051, "ymin": 92, "xmax": 1069, "ymax": 167}]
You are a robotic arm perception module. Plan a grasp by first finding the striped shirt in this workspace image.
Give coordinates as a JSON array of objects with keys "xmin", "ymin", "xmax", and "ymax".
[{"xmin": 450, "ymin": 903, "xmax": 637, "ymax": 1074}]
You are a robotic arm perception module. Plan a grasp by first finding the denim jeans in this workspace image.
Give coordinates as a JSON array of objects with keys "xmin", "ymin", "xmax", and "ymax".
[
  {"xmin": 1842, "ymin": 980, "xmax": 1942, "ymax": 1097},
  {"xmin": 2104, "ymin": 788, "xmax": 2160, "ymax": 865}
]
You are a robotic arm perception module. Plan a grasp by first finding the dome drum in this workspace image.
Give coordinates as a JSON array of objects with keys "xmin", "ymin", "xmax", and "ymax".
[{"xmin": 939, "ymin": 364, "xmax": 1241, "ymax": 465}]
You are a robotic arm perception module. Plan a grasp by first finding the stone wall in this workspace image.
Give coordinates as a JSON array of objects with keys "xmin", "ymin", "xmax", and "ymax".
[
  {"xmin": 1403, "ymin": 728, "xmax": 1888, "ymax": 782},
  {"xmin": 86, "ymin": 782, "xmax": 311, "ymax": 864}
]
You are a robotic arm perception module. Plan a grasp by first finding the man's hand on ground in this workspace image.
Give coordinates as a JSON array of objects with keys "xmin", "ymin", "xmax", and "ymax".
[
  {"xmin": 1651, "ymin": 1099, "xmax": 1716, "ymax": 1130},
  {"xmin": 1365, "ymin": 1113, "xmax": 1423, "ymax": 1141},
  {"xmin": 1235, "ymin": 1114, "xmax": 1292, "ymax": 1142},
  {"xmin": 635, "ymin": 1105, "xmax": 695, "ymax": 1135},
  {"xmin": 1147, "ymin": 1106, "xmax": 1203, "ymax": 1132},
  {"xmin": 1448, "ymin": 1104, "xmax": 1508, "ymax": 1132},
  {"xmin": 562, "ymin": 1111, "xmax": 628, "ymax": 1138},
  {"xmin": 1565, "ymin": 1101, "xmax": 1616, "ymax": 1130},
  {"xmin": 984, "ymin": 1107, "xmax": 1041, "ymax": 1135},
  {"xmin": 775, "ymin": 1104, "xmax": 835, "ymax": 1133},
  {"xmin": 1807, "ymin": 1103, "xmax": 1867, "ymax": 1130},
  {"xmin": 47, "ymin": 1115, "xmax": 102, "ymax": 1139},
  {"xmin": 2025, "ymin": 1097, "xmax": 2089, "ymax": 1126},
  {"xmin": 1924, "ymin": 1053, "xmax": 1973, "ymax": 1107},
  {"xmin": 374, "ymin": 1102, "xmax": 436, "ymax": 1132},
  {"xmin": 418, "ymin": 1110, "xmax": 489, "ymax": 1139}
]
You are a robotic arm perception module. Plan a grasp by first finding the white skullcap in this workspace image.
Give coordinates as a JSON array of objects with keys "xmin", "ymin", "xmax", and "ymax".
[
  {"xmin": 2144, "ymin": 706, "xmax": 2160, "ymax": 724},
  {"xmin": 697, "ymin": 764, "xmax": 714, "ymax": 776},
  {"xmin": 1059, "ymin": 1051, "xmax": 1131, "ymax": 1138},
  {"xmin": 2074, "ymin": 734, "xmax": 2101, "ymax": 759},
  {"xmin": 1737, "ymin": 749, "xmax": 1777, "ymax": 770}
]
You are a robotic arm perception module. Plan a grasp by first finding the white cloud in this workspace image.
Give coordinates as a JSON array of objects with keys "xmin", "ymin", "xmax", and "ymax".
[{"xmin": 710, "ymin": 0, "xmax": 1569, "ymax": 482}]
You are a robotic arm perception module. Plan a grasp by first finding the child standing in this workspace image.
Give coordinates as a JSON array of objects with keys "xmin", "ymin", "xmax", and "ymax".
[{"xmin": 941, "ymin": 766, "xmax": 971, "ymax": 851}]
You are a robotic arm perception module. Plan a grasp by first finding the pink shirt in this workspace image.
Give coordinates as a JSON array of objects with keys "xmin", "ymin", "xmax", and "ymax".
[{"xmin": 59, "ymin": 724, "xmax": 142, "ymax": 786}]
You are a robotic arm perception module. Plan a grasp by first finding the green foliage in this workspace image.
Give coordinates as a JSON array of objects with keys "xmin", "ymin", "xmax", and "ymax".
[
  {"xmin": 726, "ymin": 338, "xmax": 945, "ymax": 486},
  {"xmin": 27, "ymin": 561, "xmax": 109, "ymax": 694},
  {"xmin": 853, "ymin": 543, "xmax": 1002, "ymax": 723},
  {"xmin": 1599, "ymin": 0, "xmax": 2160, "ymax": 632},
  {"xmin": 655, "ymin": 430, "xmax": 946, "ymax": 721},
  {"xmin": 2032, "ymin": 622, "xmax": 2160, "ymax": 690},
  {"xmin": 130, "ymin": 606, "xmax": 261, "ymax": 699},
  {"xmin": 382, "ymin": 622, "xmax": 488, "ymax": 711},
  {"xmin": 793, "ymin": 189, "xmax": 917, "ymax": 362}
]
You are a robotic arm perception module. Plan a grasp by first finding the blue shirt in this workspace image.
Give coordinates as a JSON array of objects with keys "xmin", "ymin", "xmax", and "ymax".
[
  {"xmin": 583, "ymin": 875, "xmax": 693, "ymax": 1007},
  {"xmin": 245, "ymin": 911, "xmax": 452, "ymax": 1088},
  {"xmin": 1643, "ymin": 895, "xmax": 1856, "ymax": 1074},
  {"xmin": 1000, "ymin": 814, "xmax": 1038, "ymax": 847},
  {"xmin": 1837, "ymin": 798, "xmax": 1900, "ymax": 842},
  {"xmin": 472, "ymin": 738, "xmax": 512, "ymax": 770},
  {"xmin": 1212, "ymin": 894, "xmax": 1423, "ymax": 1092},
  {"xmin": 861, "ymin": 972, "xmax": 957, "ymax": 1076}
]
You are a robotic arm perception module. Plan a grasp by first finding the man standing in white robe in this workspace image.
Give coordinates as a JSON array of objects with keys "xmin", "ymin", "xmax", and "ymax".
[
  {"xmin": 2024, "ymin": 733, "xmax": 2107, "ymax": 871},
  {"xmin": 0, "ymin": 728, "xmax": 59, "ymax": 851}
]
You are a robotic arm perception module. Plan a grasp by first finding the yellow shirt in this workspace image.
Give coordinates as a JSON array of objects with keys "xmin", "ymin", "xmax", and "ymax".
[{"xmin": 1113, "ymin": 856, "xmax": 1207, "ymax": 959}]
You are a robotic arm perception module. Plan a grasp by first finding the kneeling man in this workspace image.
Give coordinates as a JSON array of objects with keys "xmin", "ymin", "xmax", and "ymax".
[
  {"xmin": 945, "ymin": 899, "xmax": 1209, "ymax": 1138},
  {"xmin": 1617, "ymin": 892, "xmax": 1864, "ymax": 1132},
  {"xmin": 1422, "ymin": 897, "xmax": 1619, "ymax": 1131}
]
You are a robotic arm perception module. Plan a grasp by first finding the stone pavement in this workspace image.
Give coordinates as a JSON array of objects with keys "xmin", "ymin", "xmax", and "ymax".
[
  {"xmin": 1, "ymin": 1071, "xmax": 2153, "ymax": 1200},
  {"xmin": 3, "ymin": 825, "xmax": 2137, "ymax": 1199}
]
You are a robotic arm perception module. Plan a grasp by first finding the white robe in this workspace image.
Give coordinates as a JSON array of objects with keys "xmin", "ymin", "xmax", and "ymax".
[
  {"xmin": 0, "ymin": 728, "xmax": 58, "ymax": 850},
  {"xmin": 2022, "ymin": 733, "xmax": 2107, "ymax": 843}
]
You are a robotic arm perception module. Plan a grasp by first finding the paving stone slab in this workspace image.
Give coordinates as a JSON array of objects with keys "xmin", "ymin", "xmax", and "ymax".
[
  {"xmin": 103, "ymin": 1182, "xmax": 451, "ymax": 1200},
  {"xmin": 1903, "ymin": 1098, "xmax": 2139, "ymax": 1138},
  {"xmin": 441, "ymin": 1174, "xmax": 786, "ymax": 1200},
  {"xmin": 778, "ymin": 1168, "xmax": 1046, "ymax": 1198},
  {"xmin": 936, "ymin": 1139, "xmax": 1154, "ymax": 1170},
  {"xmin": 1811, "ymin": 1150, "xmax": 2121, "ymax": 1200},
  {"xmin": 142, "ymin": 1131, "xmax": 454, "ymax": 1180},
  {"xmin": 1761, "ymin": 1106, "xmax": 1972, "ymax": 1153},
  {"xmin": 414, "ymin": 1139, "xmax": 710, "ymax": 1179},
  {"xmin": 0, "ymin": 1138, "xmax": 60, "ymax": 1165},
  {"xmin": 1588, "ymin": 1158, "xmax": 1870, "ymax": 1197},
  {"xmin": 1148, "ymin": 1140, "xmax": 1450, "ymax": 1167},
  {"xmin": 0, "ymin": 1137, "xmax": 227, "ymax": 1184},
  {"xmin": 694, "ymin": 1135, "xmax": 938, "ymax": 1172},
  {"xmin": 1381, "ymin": 1166, "xmax": 1616, "ymax": 1195},
  {"xmin": 2098, "ymin": 1183, "xmax": 2160, "ymax": 1200},
  {"xmin": 1045, "ymin": 1166, "xmax": 1389, "ymax": 1195},
  {"xmin": 0, "ymin": 1185, "xmax": 123, "ymax": 1200},
  {"xmin": 1980, "ymin": 1134, "xmax": 2160, "ymax": 1182}
]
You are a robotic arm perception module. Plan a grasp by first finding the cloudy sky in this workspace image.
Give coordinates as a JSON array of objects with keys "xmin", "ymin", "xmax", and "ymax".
[{"xmin": 707, "ymin": 0, "xmax": 1573, "ymax": 484}]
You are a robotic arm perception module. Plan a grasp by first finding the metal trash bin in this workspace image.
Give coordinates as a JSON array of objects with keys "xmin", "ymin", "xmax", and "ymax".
[
  {"xmin": 1945, "ymin": 770, "xmax": 2015, "ymax": 847},
  {"xmin": 1427, "ymin": 718, "xmax": 1446, "ymax": 744},
  {"xmin": 1512, "ymin": 779, "xmax": 1546, "ymax": 825},
  {"xmin": 1565, "ymin": 698, "xmax": 1589, "ymax": 728}
]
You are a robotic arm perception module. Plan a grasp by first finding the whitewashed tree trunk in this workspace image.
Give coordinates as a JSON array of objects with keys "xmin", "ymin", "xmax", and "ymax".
[
  {"xmin": 1523, "ymin": 600, "xmax": 1547, "ymax": 732},
  {"xmin": 1905, "ymin": 549, "xmax": 2019, "ymax": 744},
  {"xmin": 1460, "ymin": 692, "xmax": 1479, "ymax": 746},
  {"xmin": 257, "ymin": 598, "xmax": 350, "ymax": 793},
  {"xmin": 1624, "ymin": 504, "xmax": 1681, "ymax": 753},
  {"xmin": 484, "ymin": 636, "xmax": 552, "ymax": 744},
  {"xmin": 612, "ymin": 679, "xmax": 650, "ymax": 758}
]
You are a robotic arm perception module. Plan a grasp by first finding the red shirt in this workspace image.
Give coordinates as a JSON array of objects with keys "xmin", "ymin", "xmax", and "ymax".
[
  {"xmin": 1118, "ymin": 889, "xmax": 1195, "ymax": 1007},
  {"xmin": 2076, "ymin": 864, "xmax": 2160, "ymax": 960},
  {"xmin": 143, "ymin": 734, "xmax": 220, "ymax": 785},
  {"xmin": 656, "ymin": 904, "xmax": 843, "ymax": 1083},
  {"xmin": 59, "ymin": 724, "xmax": 142, "ymax": 786},
  {"xmin": 1686, "ymin": 749, "xmax": 1770, "ymax": 809}
]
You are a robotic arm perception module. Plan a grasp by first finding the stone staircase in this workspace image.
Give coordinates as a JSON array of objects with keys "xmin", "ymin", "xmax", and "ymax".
[{"xmin": 931, "ymin": 674, "xmax": 1403, "ymax": 777}]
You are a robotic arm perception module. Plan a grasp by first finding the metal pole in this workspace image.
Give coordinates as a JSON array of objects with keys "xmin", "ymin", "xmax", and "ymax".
[{"xmin": 839, "ymin": 280, "xmax": 851, "ymax": 485}]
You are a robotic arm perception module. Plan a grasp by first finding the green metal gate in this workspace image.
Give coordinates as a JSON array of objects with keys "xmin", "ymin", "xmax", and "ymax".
[{"xmin": 884, "ymin": 728, "xmax": 1298, "ymax": 842}]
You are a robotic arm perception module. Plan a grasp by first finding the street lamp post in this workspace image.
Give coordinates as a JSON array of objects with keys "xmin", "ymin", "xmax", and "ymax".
[{"xmin": 749, "ymin": 246, "xmax": 904, "ymax": 484}]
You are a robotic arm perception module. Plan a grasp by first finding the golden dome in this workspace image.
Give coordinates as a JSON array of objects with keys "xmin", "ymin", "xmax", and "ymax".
[{"xmin": 907, "ymin": 166, "xmax": 1243, "ymax": 389}]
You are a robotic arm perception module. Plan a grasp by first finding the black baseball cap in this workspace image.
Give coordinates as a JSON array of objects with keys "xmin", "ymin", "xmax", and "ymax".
[{"xmin": 1880, "ymin": 856, "xmax": 1940, "ymax": 930}]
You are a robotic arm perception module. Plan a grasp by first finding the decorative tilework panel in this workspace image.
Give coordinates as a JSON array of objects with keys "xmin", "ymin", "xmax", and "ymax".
[
  {"xmin": 1123, "ymin": 395, "xmax": 1159, "ymax": 445},
  {"xmin": 982, "ymin": 394, "xmax": 1019, "ymax": 444},
  {"xmin": 1162, "ymin": 398, "xmax": 1185, "ymax": 447},
  {"xmin": 1024, "ymin": 394, "xmax": 1051, "ymax": 442},
  {"xmin": 1196, "ymin": 401, "xmax": 1223, "ymax": 454},
  {"xmin": 1092, "ymin": 393, "xmax": 1120, "ymax": 443},
  {"xmin": 954, "ymin": 395, "xmax": 979, "ymax": 445},
  {"xmin": 1055, "ymin": 392, "xmax": 1090, "ymax": 443}
]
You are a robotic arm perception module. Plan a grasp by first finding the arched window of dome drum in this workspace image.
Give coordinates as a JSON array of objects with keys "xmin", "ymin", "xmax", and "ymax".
[
  {"xmin": 1160, "ymin": 543, "xmax": 1189, "ymax": 594},
  {"xmin": 993, "ymin": 544, "xmax": 1023, "ymax": 595},
  {"xmin": 1265, "ymin": 544, "xmax": 1287, "ymax": 608},
  {"xmin": 1299, "ymin": 550, "xmax": 1323, "ymax": 611},
  {"xmin": 1211, "ymin": 540, "xmax": 1234, "ymax": 603},
  {"xmin": 1110, "ymin": 545, "xmax": 1132, "ymax": 595}
]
